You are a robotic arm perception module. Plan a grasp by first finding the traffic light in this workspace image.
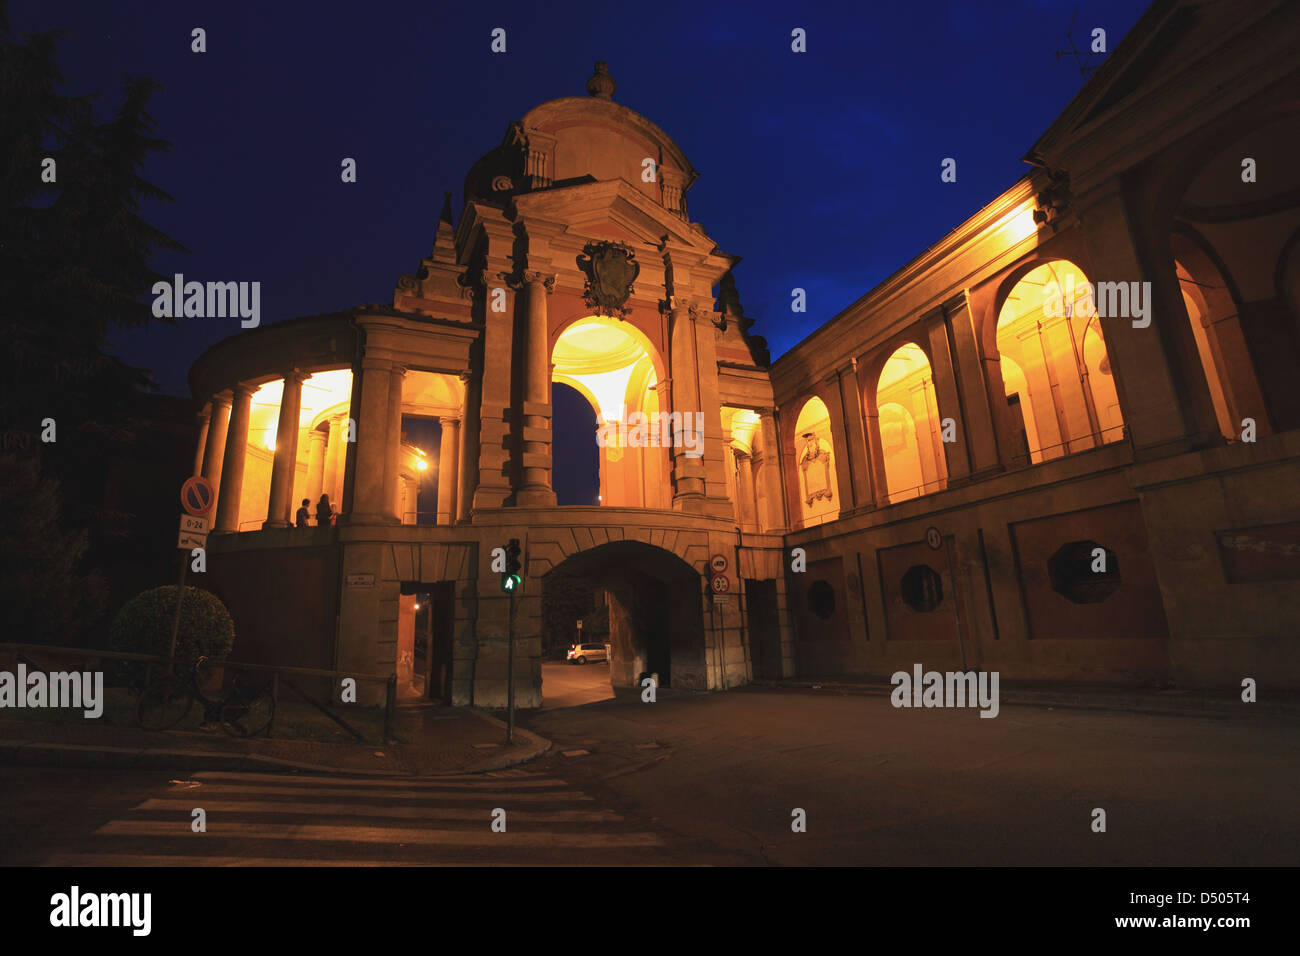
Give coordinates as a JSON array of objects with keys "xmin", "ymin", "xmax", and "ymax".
[{"xmin": 502, "ymin": 538, "xmax": 522, "ymax": 593}]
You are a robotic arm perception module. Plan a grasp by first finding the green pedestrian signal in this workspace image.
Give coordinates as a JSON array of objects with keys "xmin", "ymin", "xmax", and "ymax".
[{"xmin": 502, "ymin": 538, "xmax": 522, "ymax": 593}]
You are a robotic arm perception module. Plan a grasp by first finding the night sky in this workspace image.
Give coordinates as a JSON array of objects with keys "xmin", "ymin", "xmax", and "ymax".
[{"xmin": 13, "ymin": 0, "xmax": 1146, "ymax": 397}]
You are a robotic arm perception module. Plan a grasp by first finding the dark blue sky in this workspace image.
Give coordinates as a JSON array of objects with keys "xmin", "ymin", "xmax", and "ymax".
[{"xmin": 14, "ymin": 0, "xmax": 1147, "ymax": 397}]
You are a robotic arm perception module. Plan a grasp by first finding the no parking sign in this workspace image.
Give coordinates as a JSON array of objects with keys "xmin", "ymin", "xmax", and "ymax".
[{"xmin": 181, "ymin": 476, "xmax": 215, "ymax": 516}]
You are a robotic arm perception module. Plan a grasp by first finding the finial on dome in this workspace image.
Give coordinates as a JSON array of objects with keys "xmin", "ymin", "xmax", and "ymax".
[{"xmin": 586, "ymin": 61, "xmax": 616, "ymax": 100}]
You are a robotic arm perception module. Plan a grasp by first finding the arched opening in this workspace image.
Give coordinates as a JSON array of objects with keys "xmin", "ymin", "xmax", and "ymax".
[
  {"xmin": 539, "ymin": 541, "xmax": 708, "ymax": 705},
  {"xmin": 793, "ymin": 396, "xmax": 839, "ymax": 526},
  {"xmin": 876, "ymin": 343, "xmax": 947, "ymax": 503},
  {"xmin": 724, "ymin": 407, "xmax": 762, "ymax": 531},
  {"xmin": 1163, "ymin": 112, "xmax": 1300, "ymax": 436},
  {"xmin": 1171, "ymin": 234, "xmax": 1267, "ymax": 442},
  {"xmin": 995, "ymin": 260, "xmax": 1124, "ymax": 464},
  {"xmin": 237, "ymin": 369, "xmax": 354, "ymax": 530},
  {"xmin": 551, "ymin": 316, "xmax": 670, "ymax": 509}
]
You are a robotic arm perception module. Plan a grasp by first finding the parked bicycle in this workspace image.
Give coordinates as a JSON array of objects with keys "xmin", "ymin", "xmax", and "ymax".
[{"xmin": 137, "ymin": 656, "xmax": 275, "ymax": 737}]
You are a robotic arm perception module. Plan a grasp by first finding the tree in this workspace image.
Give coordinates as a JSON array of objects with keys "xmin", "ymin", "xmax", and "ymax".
[
  {"xmin": 0, "ymin": 454, "xmax": 106, "ymax": 645},
  {"xmin": 0, "ymin": 1, "xmax": 186, "ymax": 643}
]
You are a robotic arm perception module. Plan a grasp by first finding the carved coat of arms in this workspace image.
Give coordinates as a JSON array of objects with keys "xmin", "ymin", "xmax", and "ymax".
[{"xmin": 577, "ymin": 241, "xmax": 639, "ymax": 319}]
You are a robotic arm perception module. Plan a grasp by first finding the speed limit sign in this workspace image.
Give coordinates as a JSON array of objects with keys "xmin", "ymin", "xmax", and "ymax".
[
  {"xmin": 925, "ymin": 526, "xmax": 942, "ymax": 550},
  {"xmin": 710, "ymin": 574, "xmax": 731, "ymax": 594}
]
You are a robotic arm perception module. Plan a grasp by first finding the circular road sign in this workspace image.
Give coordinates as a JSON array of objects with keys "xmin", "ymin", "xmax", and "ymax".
[
  {"xmin": 710, "ymin": 574, "xmax": 731, "ymax": 594},
  {"xmin": 709, "ymin": 553, "xmax": 729, "ymax": 574},
  {"xmin": 925, "ymin": 526, "xmax": 943, "ymax": 550},
  {"xmin": 181, "ymin": 476, "xmax": 216, "ymax": 516}
]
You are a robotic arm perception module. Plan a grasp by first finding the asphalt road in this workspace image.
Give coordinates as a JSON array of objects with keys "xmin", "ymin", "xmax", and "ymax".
[
  {"xmin": 541, "ymin": 660, "xmax": 614, "ymax": 710},
  {"xmin": 522, "ymin": 686, "xmax": 1300, "ymax": 866},
  {"xmin": 2, "ymin": 687, "xmax": 1295, "ymax": 866}
]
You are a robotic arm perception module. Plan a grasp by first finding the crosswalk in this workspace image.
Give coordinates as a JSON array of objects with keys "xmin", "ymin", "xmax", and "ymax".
[{"xmin": 43, "ymin": 768, "xmax": 665, "ymax": 866}]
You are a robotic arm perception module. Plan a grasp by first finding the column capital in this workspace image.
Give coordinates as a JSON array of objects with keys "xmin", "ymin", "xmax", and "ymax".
[
  {"xmin": 660, "ymin": 295, "xmax": 702, "ymax": 317},
  {"xmin": 524, "ymin": 270, "xmax": 556, "ymax": 292},
  {"xmin": 283, "ymin": 368, "xmax": 308, "ymax": 385},
  {"xmin": 210, "ymin": 392, "xmax": 233, "ymax": 410},
  {"xmin": 231, "ymin": 382, "xmax": 257, "ymax": 400},
  {"xmin": 438, "ymin": 416, "xmax": 461, "ymax": 428}
]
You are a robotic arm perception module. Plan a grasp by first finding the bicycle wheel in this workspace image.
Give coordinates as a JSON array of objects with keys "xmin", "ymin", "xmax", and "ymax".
[
  {"xmin": 220, "ymin": 686, "xmax": 275, "ymax": 738},
  {"xmin": 137, "ymin": 677, "xmax": 193, "ymax": 731},
  {"xmin": 191, "ymin": 657, "xmax": 226, "ymax": 707}
]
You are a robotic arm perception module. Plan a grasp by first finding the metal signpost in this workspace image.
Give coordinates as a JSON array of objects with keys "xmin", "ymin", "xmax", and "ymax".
[
  {"xmin": 502, "ymin": 539, "xmax": 522, "ymax": 744},
  {"xmin": 169, "ymin": 477, "xmax": 215, "ymax": 669}
]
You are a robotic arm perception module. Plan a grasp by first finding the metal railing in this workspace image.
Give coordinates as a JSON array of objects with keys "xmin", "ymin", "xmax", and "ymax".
[
  {"xmin": 1008, "ymin": 424, "xmax": 1127, "ymax": 468},
  {"xmin": 0, "ymin": 643, "xmax": 397, "ymax": 744},
  {"xmin": 237, "ymin": 516, "xmax": 341, "ymax": 531}
]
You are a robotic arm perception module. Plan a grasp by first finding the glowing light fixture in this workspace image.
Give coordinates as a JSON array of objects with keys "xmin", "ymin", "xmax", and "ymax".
[{"xmin": 416, "ymin": 459, "xmax": 429, "ymax": 471}]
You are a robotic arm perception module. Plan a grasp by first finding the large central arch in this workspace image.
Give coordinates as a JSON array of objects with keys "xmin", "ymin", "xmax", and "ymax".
[{"xmin": 551, "ymin": 315, "xmax": 672, "ymax": 509}]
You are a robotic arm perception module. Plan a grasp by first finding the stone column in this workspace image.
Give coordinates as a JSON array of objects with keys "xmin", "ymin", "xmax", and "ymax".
[
  {"xmin": 668, "ymin": 300, "xmax": 706, "ymax": 506},
  {"xmin": 943, "ymin": 292, "xmax": 1002, "ymax": 477},
  {"xmin": 456, "ymin": 371, "xmax": 478, "ymax": 523},
  {"xmin": 1077, "ymin": 183, "xmax": 1207, "ymax": 457},
  {"xmin": 305, "ymin": 426, "xmax": 327, "ymax": 505},
  {"xmin": 323, "ymin": 415, "xmax": 345, "ymax": 507},
  {"xmin": 214, "ymin": 385, "xmax": 254, "ymax": 533},
  {"xmin": 836, "ymin": 364, "xmax": 872, "ymax": 508},
  {"xmin": 861, "ymin": 373, "xmax": 892, "ymax": 508},
  {"xmin": 736, "ymin": 450, "xmax": 758, "ymax": 533},
  {"xmin": 926, "ymin": 315, "xmax": 972, "ymax": 485},
  {"xmin": 437, "ymin": 416, "xmax": 461, "ymax": 525},
  {"xmin": 382, "ymin": 365, "xmax": 406, "ymax": 521},
  {"xmin": 755, "ymin": 410, "xmax": 785, "ymax": 531},
  {"xmin": 517, "ymin": 272, "xmax": 557, "ymax": 507},
  {"xmin": 402, "ymin": 476, "xmax": 419, "ymax": 525},
  {"xmin": 201, "ymin": 395, "xmax": 232, "ymax": 510},
  {"xmin": 192, "ymin": 407, "xmax": 211, "ymax": 478},
  {"xmin": 350, "ymin": 357, "xmax": 395, "ymax": 523},
  {"xmin": 263, "ymin": 371, "xmax": 305, "ymax": 529}
]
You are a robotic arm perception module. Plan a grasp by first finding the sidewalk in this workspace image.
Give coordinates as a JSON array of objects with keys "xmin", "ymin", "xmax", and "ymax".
[
  {"xmin": 0, "ymin": 701, "xmax": 550, "ymax": 777},
  {"xmin": 752, "ymin": 675, "xmax": 1300, "ymax": 718}
]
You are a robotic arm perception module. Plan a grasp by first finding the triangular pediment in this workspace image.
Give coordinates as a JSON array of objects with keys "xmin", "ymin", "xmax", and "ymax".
[
  {"xmin": 513, "ymin": 179, "xmax": 715, "ymax": 253},
  {"xmin": 1026, "ymin": 0, "xmax": 1283, "ymax": 167}
]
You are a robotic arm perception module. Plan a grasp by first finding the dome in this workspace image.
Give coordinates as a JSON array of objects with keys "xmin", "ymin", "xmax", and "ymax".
[{"xmin": 464, "ymin": 62, "xmax": 697, "ymax": 217}]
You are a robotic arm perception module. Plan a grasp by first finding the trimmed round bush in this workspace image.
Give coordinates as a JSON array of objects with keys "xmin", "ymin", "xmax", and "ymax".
[{"xmin": 110, "ymin": 586, "xmax": 235, "ymax": 665}]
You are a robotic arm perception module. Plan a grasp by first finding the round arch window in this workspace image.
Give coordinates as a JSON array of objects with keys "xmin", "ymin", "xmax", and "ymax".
[
  {"xmin": 900, "ymin": 564, "xmax": 944, "ymax": 612},
  {"xmin": 807, "ymin": 580, "xmax": 836, "ymax": 620}
]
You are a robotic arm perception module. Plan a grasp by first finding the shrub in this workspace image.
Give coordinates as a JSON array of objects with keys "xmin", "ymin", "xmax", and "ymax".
[{"xmin": 109, "ymin": 586, "xmax": 235, "ymax": 665}]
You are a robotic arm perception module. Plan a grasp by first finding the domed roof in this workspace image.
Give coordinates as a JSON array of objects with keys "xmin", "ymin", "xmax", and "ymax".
[{"xmin": 464, "ymin": 62, "xmax": 697, "ymax": 213}]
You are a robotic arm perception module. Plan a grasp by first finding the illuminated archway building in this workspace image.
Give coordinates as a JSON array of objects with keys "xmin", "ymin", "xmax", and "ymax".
[{"xmin": 192, "ymin": 5, "xmax": 1300, "ymax": 706}]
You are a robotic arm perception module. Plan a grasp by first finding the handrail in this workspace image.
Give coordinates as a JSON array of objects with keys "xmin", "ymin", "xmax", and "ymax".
[{"xmin": 0, "ymin": 642, "xmax": 398, "ymax": 743}]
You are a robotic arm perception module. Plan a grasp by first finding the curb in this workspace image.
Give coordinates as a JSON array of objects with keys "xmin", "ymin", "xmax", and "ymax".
[
  {"xmin": 749, "ymin": 679, "xmax": 1300, "ymax": 719},
  {"xmin": 0, "ymin": 713, "xmax": 554, "ymax": 778},
  {"xmin": 464, "ymin": 707, "xmax": 553, "ymax": 770}
]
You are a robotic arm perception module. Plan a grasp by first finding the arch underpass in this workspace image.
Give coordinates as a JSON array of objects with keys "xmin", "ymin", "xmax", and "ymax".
[{"xmin": 540, "ymin": 540, "xmax": 707, "ymax": 698}]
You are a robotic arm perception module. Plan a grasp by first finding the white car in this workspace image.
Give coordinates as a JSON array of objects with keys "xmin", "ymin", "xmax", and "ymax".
[{"xmin": 566, "ymin": 642, "xmax": 609, "ymax": 664}]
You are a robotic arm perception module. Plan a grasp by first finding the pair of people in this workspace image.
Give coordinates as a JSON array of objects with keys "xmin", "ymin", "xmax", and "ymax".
[{"xmin": 295, "ymin": 494, "xmax": 337, "ymax": 527}]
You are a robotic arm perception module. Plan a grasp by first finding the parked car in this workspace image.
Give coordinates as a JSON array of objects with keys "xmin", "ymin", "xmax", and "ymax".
[{"xmin": 566, "ymin": 642, "xmax": 609, "ymax": 664}]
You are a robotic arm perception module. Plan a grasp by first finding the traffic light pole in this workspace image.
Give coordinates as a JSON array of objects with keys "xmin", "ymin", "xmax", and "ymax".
[{"xmin": 506, "ymin": 587, "xmax": 516, "ymax": 744}]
